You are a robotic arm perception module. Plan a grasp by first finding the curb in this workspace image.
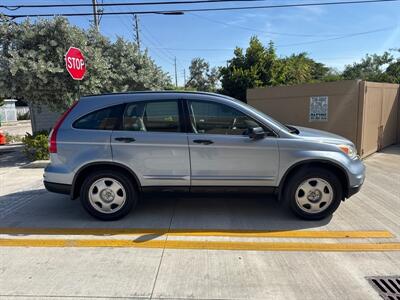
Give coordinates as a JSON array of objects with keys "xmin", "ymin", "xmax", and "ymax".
[{"xmin": 20, "ymin": 160, "xmax": 49, "ymax": 169}]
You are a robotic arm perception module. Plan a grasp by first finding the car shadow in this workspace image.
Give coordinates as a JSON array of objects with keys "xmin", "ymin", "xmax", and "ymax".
[{"xmin": 0, "ymin": 189, "xmax": 332, "ymax": 239}]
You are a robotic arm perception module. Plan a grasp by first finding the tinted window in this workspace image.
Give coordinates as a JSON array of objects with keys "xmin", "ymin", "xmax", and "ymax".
[
  {"xmin": 123, "ymin": 100, "xmax": 181, "ymax": 133},
  {"xmin": 189, "ymin": 101, "xmax": 264, "ymax": 135},
  {"xmin": 74, "ymin": 104, "xmax": 124, "ymax": 130}
]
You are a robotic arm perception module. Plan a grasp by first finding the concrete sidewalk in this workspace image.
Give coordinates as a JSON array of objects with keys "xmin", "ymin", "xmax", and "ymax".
[{"xmin": 0, "ymin": 145, "xmax": 399, "ymax": 299}]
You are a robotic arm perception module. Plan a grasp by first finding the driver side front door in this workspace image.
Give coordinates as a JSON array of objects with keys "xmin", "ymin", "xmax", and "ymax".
[{"xmin": 186, "ymin": 100, "xmax": 279, "ymax": 188}]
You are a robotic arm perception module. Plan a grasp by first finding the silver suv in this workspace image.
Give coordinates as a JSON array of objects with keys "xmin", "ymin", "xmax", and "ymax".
[{"xmin": 44, "ymin": 91, "xmax": 365, "ymax": 221}]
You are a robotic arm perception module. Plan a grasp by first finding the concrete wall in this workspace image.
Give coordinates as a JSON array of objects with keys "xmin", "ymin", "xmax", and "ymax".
[
  {"xmin": 247, "ymin": 80, "xmax": 400, "ymax": 157},
  {"xmin": 29, "ymin": 103, "xmax": 61, "ymax": 133}
]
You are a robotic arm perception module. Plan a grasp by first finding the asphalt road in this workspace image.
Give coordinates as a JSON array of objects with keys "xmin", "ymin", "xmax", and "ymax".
[{"xmin": 0, "ymin": 145, "xmax": 399, "ymax": 299}]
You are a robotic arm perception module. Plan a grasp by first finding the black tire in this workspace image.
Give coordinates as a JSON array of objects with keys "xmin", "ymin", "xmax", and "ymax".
[
  {"xmin": 284, "ymin": 167, "xmax": 343, "ymax": 220},
  {"xmin": 80, "ymin": 170, "xmax": 138, "ymax": 221}
]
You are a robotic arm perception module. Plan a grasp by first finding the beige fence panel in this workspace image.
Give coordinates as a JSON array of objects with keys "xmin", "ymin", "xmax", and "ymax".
[{"xmin": 247, "ymin": 80, "xmax": 399, "ymax": 158}]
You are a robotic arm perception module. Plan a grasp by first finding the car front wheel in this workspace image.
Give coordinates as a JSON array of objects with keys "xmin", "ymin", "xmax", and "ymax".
[{"xmin": 285, "ymin": 167, "xmax": 343, "ymax": 220}]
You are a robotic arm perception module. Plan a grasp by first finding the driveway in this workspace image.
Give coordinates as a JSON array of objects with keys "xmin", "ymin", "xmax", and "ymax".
[{"xmin": 0, "ymin": 145, "xmax": 399, "ymax": 299}]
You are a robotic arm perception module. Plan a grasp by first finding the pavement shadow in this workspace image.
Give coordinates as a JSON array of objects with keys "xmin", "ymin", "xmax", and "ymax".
[
  {"xmin": 0, "ymin": 188, "xmax": 332, "ymax": 238},
  {"xmin": 378, "ymin": 144, "xmax": 400, "ymax": 155},
  {"xmin": 0, "ymin": 144, "xmax": 30, "ymax": 168}
]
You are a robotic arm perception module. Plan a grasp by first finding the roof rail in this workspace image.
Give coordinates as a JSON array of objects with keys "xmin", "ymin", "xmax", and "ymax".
[{"xmin": 80, "ymin": 90, "xmax": 228, "ymax": 98}]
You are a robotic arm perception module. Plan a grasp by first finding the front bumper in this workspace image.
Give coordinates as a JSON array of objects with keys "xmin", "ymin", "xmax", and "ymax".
[
  {"xmin": 347, "ymin": 184, "xmax": 363, "ymax": 198},
  {"xmin": 345, "ymin": 158, "xmax": 365, "ymax": 198},
  {"xmin": 44, "ymin": 181, "xmax": 71, "ymax": 195}
]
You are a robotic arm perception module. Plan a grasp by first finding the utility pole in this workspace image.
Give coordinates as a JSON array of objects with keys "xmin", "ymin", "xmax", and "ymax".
[
  {"xmin": 183, "ymin": 69, "xmax": 186, "ymax": 88},
  {"xmin": 174, "ymin": 57, "xmax": 178, "ymax": 88},
  {"xmin": 92, "ymin": 0, "xmax": 99, "ymax": 31},
  {"xmin": 133, "ymin": 14, "xmax": 140, "ymax": 53}
]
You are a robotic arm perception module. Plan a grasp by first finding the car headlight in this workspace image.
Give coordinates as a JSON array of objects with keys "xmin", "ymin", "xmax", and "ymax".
[{"xmin": 338, "ymin": 144, "xmax": 357, "ymax": 159}]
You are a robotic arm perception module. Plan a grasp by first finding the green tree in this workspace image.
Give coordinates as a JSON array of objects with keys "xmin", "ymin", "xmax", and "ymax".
[
  {"xmin": 106, "ymin": 37, "xmax": 170, "ymax": 92},
  {"xmin": 0, "ymin": 16, "xmax": 170, "ymax": 110},
  {"xmin": 385, "ymin": 60, "xmax": 400, "ymax": 83},
  {"xmin": 385, "ymin": 48, "xmax": 400, "ymax": 83},
  {"xmin": 220, "ymin": 38, "xmax": 279, "ymax": 101},
  {"xmin": 219, "ymin": 37, "xmax": 330, "ymax": 101},
  {"xmin": 342, "ymin": 52, "xmax": 394, "ymax": 82},
  {"xmin": 281, "ymin": 53, "xmax": 331, "ymax": 84},
  {"xmin": 186, "ymin": 58, "xmax": 219, "ymax": 91}
]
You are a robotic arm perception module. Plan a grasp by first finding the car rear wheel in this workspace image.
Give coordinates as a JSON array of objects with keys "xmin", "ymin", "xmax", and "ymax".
[
  {"xmin": 284, "ymin": 167, "xmax": 343, "ymax": 220},
  {"xmin": 80, "ymin": 171, "xmax": 137, "ymax": 221}
]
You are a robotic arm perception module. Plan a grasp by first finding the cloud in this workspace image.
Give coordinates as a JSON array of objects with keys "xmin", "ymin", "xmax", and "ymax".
[{"xmin": 297, "ymin": 5, "xmax": 326, "ymax": 16}]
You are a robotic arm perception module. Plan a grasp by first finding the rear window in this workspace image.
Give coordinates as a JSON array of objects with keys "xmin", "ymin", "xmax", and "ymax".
[{"xmin": 73, "ymin": 104, "xmax": 124, "ymax": 130}]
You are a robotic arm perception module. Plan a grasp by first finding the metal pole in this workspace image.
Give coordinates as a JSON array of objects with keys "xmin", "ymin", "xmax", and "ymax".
[
  {"xmin": 134, "ymin": 14, "xmax": 140, "ymax": 52},
  {"xmin": 174, "ymin": 57, "xmax": 178, "ymax": 88},
  {"xmin": 92, "ymin": 0, "xmax": 99, "ymax": 30}
]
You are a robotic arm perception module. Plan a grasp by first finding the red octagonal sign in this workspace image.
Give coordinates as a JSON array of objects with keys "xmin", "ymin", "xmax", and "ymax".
[{"xmin": 65, "ymin": 47, "xmax": 86, "ymax": 80}]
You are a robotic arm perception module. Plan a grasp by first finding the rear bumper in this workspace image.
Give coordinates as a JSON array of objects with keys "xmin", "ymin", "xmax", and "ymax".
[{"xmin": 44, "ymin": 181, "xmax": 71, "ymax": 195}]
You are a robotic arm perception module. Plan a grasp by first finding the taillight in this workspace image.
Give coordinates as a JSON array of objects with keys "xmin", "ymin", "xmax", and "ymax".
[{"xmin": 49, "ymin": 101, "xmax": 78, "ymax": 153}]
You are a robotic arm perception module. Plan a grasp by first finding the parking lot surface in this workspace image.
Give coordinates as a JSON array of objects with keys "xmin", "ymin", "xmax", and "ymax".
[{"xmin": 0, "ymin": 145, "xmax": 399, "ymax": 299}]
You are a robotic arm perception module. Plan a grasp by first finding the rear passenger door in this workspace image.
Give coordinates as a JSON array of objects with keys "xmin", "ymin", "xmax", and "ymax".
[
  {"xmin": 70, "ymin": 104, "xmax": 125, "ymax": 165},
  {"xmin": 111, "ymin": 99, "xmax": 190, "ymax": 188}
]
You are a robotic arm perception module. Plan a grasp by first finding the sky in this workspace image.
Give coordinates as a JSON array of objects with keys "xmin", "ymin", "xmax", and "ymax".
[{"xmin": 2, "ymin": 0, "xmax": 400, "ymax": 85}]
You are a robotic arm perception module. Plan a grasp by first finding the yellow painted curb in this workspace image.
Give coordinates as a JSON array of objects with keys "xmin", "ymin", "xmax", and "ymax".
[
  {"xmin": 0, "ymin": 228, "xmax": 394, "ymax": 238},
  {"xmin": 1, "ymin": 238, "xmax": 400, "ymax": 252}
]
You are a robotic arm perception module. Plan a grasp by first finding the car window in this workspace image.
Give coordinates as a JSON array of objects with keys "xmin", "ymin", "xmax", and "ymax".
[
  {"xmin": 73, "ymin": 104, "xmax": 124, "ymax": 130},
  {"xmin": 188, "ymin": 100, "xmax": 265, "ymax": 135},
  {"xmin": 123, "ymin": 100, "xmax": 181, "ymax": 133}
]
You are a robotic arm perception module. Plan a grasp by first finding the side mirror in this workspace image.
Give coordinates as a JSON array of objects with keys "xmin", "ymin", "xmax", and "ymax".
[{"xmin": 248, "ymin": 127, "xmax": 265, "ymax": 140}]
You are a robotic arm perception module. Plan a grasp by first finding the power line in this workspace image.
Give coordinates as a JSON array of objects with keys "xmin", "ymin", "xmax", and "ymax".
[
  {"xmin": 0, "ymin": 0, "xmax": 293, "ymax": 9},
  {"xmin": 140, "ymin": 21, "xmax": 184, "ymax": 66},
  {"xmin": 141, "ymin": 28, "xmax": 176, "ymax": 64},
  {"xmin": 139, "ymin": 24, "xmax": 183, "ymax": 82},
  {"xmin": 190, "ymin": 13, "xmax": 342, "ymax": 38},
  {"xmin": 278, "ymin": 27, "xmax": 394, "ymax": 47},
  {"xmin": 140, "ymin": 23, "xmax": 175, "ymax": 61},
  {"xmin": 140, "ymin": 19, "xmax": 185, "ymax": 73},
  {"xmin": 4, "ymin": 0, "xmax": 400, "ymax": 19},
  {"xmin": 152, "ymin": 47, "xmax": 235, "ymax": 51},
  {"xmin": 142, "ymin": 35, "xmax": 174, "ymax": 63},
  {"xmin": 146, "ymin": 25, "xmax": 395, "ymax": 51}
]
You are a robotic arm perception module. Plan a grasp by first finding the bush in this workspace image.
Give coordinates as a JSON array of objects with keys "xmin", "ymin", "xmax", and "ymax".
[
  {"xmin": 4, "ymin": 132, "xmax": 23, "ymax": 144},
  {"xmin": 22, "ymin": 131, "xmax": 49, "ymax": 160}
]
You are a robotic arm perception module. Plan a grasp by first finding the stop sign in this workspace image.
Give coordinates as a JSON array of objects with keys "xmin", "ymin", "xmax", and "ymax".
[{"xmin": 65, "ymin": 47, "xmax": 86, "ymax": 80}]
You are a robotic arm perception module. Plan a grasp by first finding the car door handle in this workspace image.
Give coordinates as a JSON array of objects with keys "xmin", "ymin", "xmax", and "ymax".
[
  {"xmin": 114, "ymin": 137, "xmax": 136, "ymax": 143},
  {"xmin": 193, "ymin": 139, "xmax": 214, "ymax": 145}
]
